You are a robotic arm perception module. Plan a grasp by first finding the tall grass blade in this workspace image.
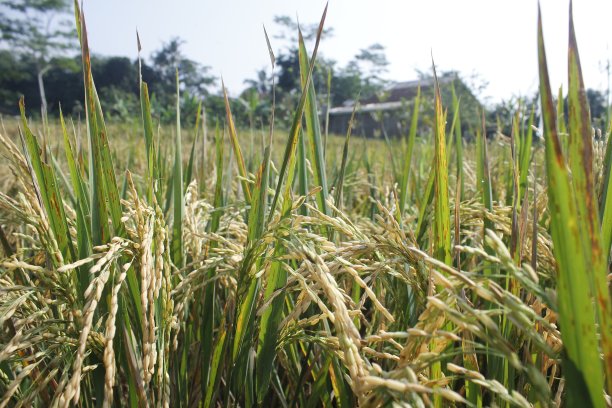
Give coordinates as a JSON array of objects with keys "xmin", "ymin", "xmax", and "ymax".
[
  {"xmin": 255, "ymin": 150, "xmax": 290, "ymax": 402},
  {"xmin": 537, "ymin": 6, "xmax": 606, "ymax": 405},
  {"xmin": 255, "ymin": 5, "xmax": 331, "ymax": 401},
  {"xmin": 19, "ymin": 99, "xmax": 75, "ymax": 265},
  {"xmin": 324, "ymin": 67, "xmax": 332, "ymax": 158},
  {"xmin": 268, "ymin": 3, "xmax": 328, "ymax": 221},
  {"xmin": 518, "ymin": 107, "xmax": 534, "ymax": 200},
  {"xmin": 200, "ymin": 124, "xmax": 224, "ymax": 397},
  {"xmin": 477, "ymin": 112, "xmax": 494, "ymax": 234},
  {"xmin": 75, "ymin": 4, "xmax": 109, "ymax": 245},
  {"xmin": 566, "ymin": 2, "xmax": 612, "ymax": 391},
  {"xmin": 137, "ymin": 32, "xmax": 158, "ymax": 204},
  {"xmin": 232, "ymin": 135, "xmax": 273, "ymax": 406},
  {"xmin": 204, "ymin": 317, "xmax": 228, "ymax": 408},
  {"xmin": 140, "ymin": 81, "xmax": 158, "ymax": 203},
  {"xmin": 601, "ymin": 128, "xmax": 612, "ymax": 260},
  {"xmin": 415, "ymin": 168, "xmax": 435, "ymax": 245},
  {"xmin": 398, "ymin": 87, "xmax": 420, "ymax": 219},
  {"xmin": 432, "ymin": 63, "xmax": 451, "ymax": 266},
  {"xmin": 59, "ymin": 107, "xmax": 91, "ymax": 295},
  {"xmin": 223, "ymin": 80, "xmax": 252, "ymax": 205},
  {"xmin": 185, "ymin": 101, "xmax": 202, "ymax": 190},
  {"xmin": 451, "ymin": 83, "xmax": 464, "ymax": 198},
  {"xmin": 297, "ymin": 128, "xmax": 309, "ymax": 215},
  {"xmin": 431, "ymin": 60, "xmax": 451, "ymax": 408},
  {"xmin": 172, "ymin": 69, "xmax": 184, "ymax": 268},
  {"xmin": 298, "ymin": 30, "xmax": 329, "ymax": 217},
  {"xmin": 334, "ymin": 102, "xmax": 358, "ymax": 215}
]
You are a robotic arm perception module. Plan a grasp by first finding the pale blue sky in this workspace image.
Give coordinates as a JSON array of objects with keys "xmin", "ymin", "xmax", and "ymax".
[{"xmin": 83, "ymin": 0, "xmax": 612, "ymax": 104}]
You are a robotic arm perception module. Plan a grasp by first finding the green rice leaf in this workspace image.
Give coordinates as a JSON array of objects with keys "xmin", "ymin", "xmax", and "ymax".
[
  {"xmin": 19, "ymin": 99, "xmax": 75, "ymax": 265},
  {"xmin": 172, "ymin": 69, "xmax": 184, "ymax": 268},
  {"xmin": 398, "ymin": 87, "xmax": 420, "ymax": 219},
  {"xmin": 223, "ymin": 80, "xmax": 252, "ymax": 205},
  {"xmin": 432, "ymin": 63, "xmax": 451, "ymax": 266},
  {"xmin": 538, "ymin": 6, "xmax": 606, "ymax": 404},
  {"xmin": 298, "ymin": 29, "xmax": 329, "ymax": 217},
  {"xmin": 566, "ymin": 2, "xmax": 612, "ymax": 391},
  {"xmin": 268, "ymin": 3, "xmax": 327, "ymax": 222}
]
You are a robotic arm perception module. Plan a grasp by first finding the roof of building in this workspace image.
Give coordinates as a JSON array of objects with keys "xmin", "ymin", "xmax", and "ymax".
[
  {"xmin": 328, "ymin": 101, "xmax": 404, "ymax": 115},
  {"xmin": 332, "ymin": 73, "xmax": 458, "ymax": 114}
]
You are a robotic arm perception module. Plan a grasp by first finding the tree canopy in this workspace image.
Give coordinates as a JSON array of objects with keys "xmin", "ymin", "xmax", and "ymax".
[{"xmin": 1, "ymin": 0, "xmax": 77, "ymax": 115}]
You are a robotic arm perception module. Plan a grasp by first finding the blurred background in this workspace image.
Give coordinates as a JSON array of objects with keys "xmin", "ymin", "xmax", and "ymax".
[{"xmin": 1, "ymin": 0, "xmax": 611, "ymax": 133}]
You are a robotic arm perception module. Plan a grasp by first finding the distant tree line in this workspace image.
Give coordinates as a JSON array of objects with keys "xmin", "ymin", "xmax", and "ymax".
[
  {"xmin": 0, "ymin": 37, "xmax": 220, "ymax": 123},
  {"xmin": 1, "ymin": 0, "xmax": 610, "ymax": 133},
  {"xmin": 0, "ymin": 0, "xmax": 395, "ymax": 129}
]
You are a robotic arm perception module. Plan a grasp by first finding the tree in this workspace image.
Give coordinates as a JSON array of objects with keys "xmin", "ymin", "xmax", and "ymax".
[
  {"xmin": 0, "ymin": 50, "xmax": 33, "ymax": 112},
  {"xmin": 586, "ymin": 88, "xmax": 608, "ymax": 128},
  {"xmin": 328, "ymin": 44, "xmax": 391, "ymax": 105},
  {"xmin": 329, "ymin": 64, "xmax": 362, "ymax": 106},
  {"xmin": 247, "ymin": 15, "xmax": 335, "ymax": 125},
  {"xmin": 147, "ymin": 37, "xmax": 216, "ymax": 122},
  {"xmin": 272, "ymin": 15, "xmax": 333, "ymax": 96},
  {"xmin": 272, "ymin": 15, "xmax": 334, "ymax": 44},
  {"xmin": 0, "ymin": 0, "xmax": 77, "ymax": 116},
  {"xmin": 243, "ymin": 68, "xmax": 271, "ymax": 97},
  {"xmin": 551, "ymin": 88, "xmax": 609, "ymax": 132},
  {"xmin": 149, "ymin": 37, "xmax": 216, "ymax": 99},
  {"xmin": 350, "ymin": 43, "xmax": 389, "ymax": 88}
]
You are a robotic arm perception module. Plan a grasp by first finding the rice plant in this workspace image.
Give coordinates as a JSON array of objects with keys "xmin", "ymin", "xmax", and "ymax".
[{"xmin": 0, "ymin": 2, "xmax": 611, "ymax": 407}]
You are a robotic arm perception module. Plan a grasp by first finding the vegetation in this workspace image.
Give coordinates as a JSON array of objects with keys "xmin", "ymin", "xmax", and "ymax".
[
  {"xmin": 0, "ymin": 0, "xmax": 76, "ymax": 118},
  {"xmin": 0, "ymin": 2, "xmax": 611, "ymax": 407},
  {"xmin": 4, "ymin": 1, "xmax": 608, "ymax": 133}
]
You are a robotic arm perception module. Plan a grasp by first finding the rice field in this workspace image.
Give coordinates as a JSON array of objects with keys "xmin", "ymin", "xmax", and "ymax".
[{"xmin": 0, "ymin": 3, "xmax": 611, "ymax": 407}]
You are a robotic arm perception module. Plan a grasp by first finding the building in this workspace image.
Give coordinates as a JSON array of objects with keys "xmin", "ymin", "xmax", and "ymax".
[{"xmin": 327, "ymin": 73, "xmax": 480, "ymax": 138}]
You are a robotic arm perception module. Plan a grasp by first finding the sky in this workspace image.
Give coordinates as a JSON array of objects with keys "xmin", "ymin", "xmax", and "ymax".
[{"xmin": 83, "ymin": 0, "xmax": 612, "ymax": 105}]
